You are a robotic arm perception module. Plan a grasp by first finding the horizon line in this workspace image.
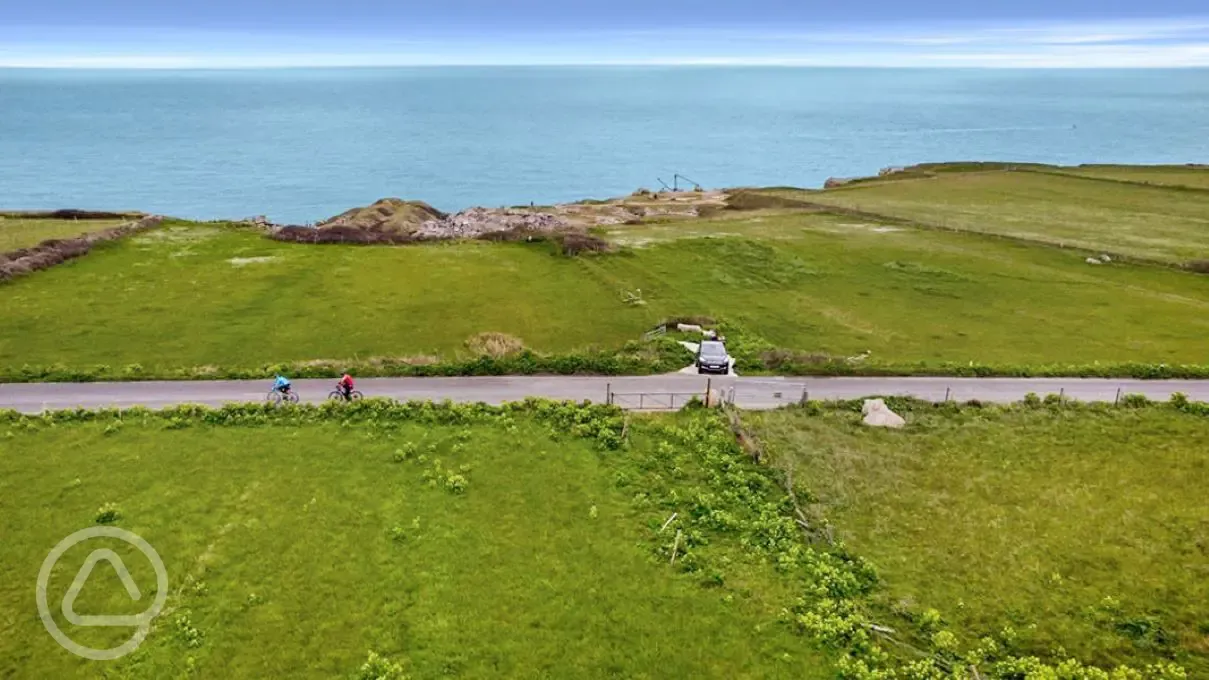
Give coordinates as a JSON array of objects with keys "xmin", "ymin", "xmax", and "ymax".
[{"xmin": 5, "ymin": 62, "xmax": 1209, "ymax": 70}]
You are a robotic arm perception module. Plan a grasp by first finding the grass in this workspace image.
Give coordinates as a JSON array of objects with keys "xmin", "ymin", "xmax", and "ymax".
[
  {"xmin": 0, "ymin": 223, "xmax": 662, "ymax": 371},
  {"xmin": 592, "ymin": 211, "xmax": 1209, "ymax": 365},
  {"xmin": 788, "ymin": 169, "xmax": 1209, "ymax": 264},
  {"xmin": 0, "ymin": 217, "xmax": 127, "ymax": 252},
  {"xmin": 749, "ymin": 403, "xmax": 1209, "ymax": 676},
  {"xmin": 5, "ymin": 210, "xmax": 1209, "ymax": 373},
  {"xmin": 0, "ymin": 406, "xmax": 831, "ymax": 679},
  {"xmin": 1059, "ymin": 165, "xmax": 1209, "ymax": 191}
]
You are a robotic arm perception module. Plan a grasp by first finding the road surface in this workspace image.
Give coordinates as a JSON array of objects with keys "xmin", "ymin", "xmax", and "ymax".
[{"xmin": 2, "ymin": 375, "xmax": 1208, "ymax": 413}]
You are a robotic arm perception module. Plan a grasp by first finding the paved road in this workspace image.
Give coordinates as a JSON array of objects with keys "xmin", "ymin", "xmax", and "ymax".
[{"xmin": 2, "ymin": 375, "xmax": 1208, "ymax": 413}]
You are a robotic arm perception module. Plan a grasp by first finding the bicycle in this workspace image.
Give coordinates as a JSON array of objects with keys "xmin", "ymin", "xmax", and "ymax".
[
  {"xmin": 327, "ymin": 387, "xmax": 364, "ymax": 402},
  {"xmin": 267, "ymin": 388, "xmax": 300, "ymax": 405}
]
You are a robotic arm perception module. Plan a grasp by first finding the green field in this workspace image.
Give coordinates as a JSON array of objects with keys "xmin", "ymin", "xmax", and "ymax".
[
  {"xmin": 0, "ymin": 403, "xmax": 831, "ymax": 679},
  {"xmin": 4, "ymin": 212, "xmax": 1209, "ymax": 375},
  {"xmin": 750, "ymin": 402, "xmax": 1209, "ymax": 676},
  {"xmin": 793, "ymin": 169, "xmax": 1209, "ymax": 264},
  {"xmin": 3, "ymin": 165, "xmax": 1209, "ymax": 378},
  {"xmin": 0, "ymin": 217, "xmax": 127, "ymax": 251},
  {"xmin": 0, "ymin": 224, "xmax": 664, "ymax": 371},
  {"xmin": 1060, "ymin": 165, "xmax": 1209, "ymax": 190}
]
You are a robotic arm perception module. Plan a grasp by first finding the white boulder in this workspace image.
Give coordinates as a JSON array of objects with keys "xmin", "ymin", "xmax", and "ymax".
[{"xmin": 862, "ymin": 399, "xmax": 906, "ymax": 429}]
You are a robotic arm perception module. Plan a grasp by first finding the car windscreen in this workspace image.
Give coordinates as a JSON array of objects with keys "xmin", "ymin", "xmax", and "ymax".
[{"xmin": 699, "ymin": 342, "xmax": 727, "ymax": 359}]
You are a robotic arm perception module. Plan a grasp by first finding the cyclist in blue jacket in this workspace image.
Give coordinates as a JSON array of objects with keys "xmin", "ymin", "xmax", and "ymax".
[{"xmin": 273, "ymin": 375, "xmax": 293, "ymax": 396}]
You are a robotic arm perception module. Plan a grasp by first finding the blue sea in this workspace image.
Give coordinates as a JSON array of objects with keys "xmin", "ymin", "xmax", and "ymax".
[{"xmin": 1, "ymin": 67, "xmax": 1207, "ymax": 224}]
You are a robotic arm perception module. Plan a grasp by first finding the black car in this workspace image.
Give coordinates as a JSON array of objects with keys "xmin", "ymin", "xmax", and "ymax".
[{"xmin": 696, "ymin": 340, "xmax": 731, "ymax": 375}]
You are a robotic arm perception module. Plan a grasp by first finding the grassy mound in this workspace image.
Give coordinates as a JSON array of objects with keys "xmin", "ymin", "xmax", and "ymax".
[{"xmin": 318, "ymin": 198, "xmax": 446, "ymax": 235}]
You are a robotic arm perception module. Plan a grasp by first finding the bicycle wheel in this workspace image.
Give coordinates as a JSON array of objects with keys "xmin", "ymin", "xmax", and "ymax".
[
  {"xmin": 267, "ymin": 390, "xmax": 283, "ymax": 405},
  {"xmin": 349, "ymin": 391, "xmax": 364, "ymax": 401},
  {"xmin": 286, "ymin": 391, "xmax": 300, "ymax": 404},
  {"xmin": 327, "ymin": 391, "xmax": 343, "ymax": 402}
]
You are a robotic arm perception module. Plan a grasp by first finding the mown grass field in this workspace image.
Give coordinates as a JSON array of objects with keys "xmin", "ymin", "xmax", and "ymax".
[
  {"xmin": 0, "ymin": 405, "xmax": 831, "ymax": 679},
  {"xmin": 1060, "ymin": 165, "xmax": 1209, "ymax": 190},
  {"xmin": 0, "ymin": 217, "xmax": 127, "ymax": 251},
  {"xmin": 791, "ymin": 169, "xmax": 1209, "ymax": 264},
  {"xmin": 750, "ymin": 403, "xmax": 1209, "ymax": 676},
  {"xmin": 5, "ymin": 210, "xmax": 1209, "ymax": 374}
]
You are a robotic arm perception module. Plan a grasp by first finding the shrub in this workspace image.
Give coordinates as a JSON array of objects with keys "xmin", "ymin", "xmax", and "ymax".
[
  {"xmin": 1121, "ymin": 393, "xmax": 1152, "ymax": 408},
  {"xmin": 270, "ymin": 225, "xmax": 420, "ymax": 245},
  {"xmin": 391, "ymin": 443, "xmax": 417, "ymax": 463},
  {"xmin": 1184, "ymin": 259, "xmax": 1209, "ymax": 274},
  {"xmin": 356, "ymin": 651, "xmax": 407, "ymax": 680},
  {"xmin": 95, "ymin": 502, "xmax": 121, "ymax": 524},
  {"xmin": 174, "ymin": 613, "xmax": 203, "ymax": 648},
  {"xmin": 557, "ymin": 231, "xmax": 612, "ymax": 256},
  {"xmin": 444, "ymin": 474, "xmax": 468, "ymax": 493}
]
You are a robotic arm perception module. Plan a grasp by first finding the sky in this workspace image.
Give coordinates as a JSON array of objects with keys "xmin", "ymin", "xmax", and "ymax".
[{"xmin": 2, "ymin": 1, "xmax": 1209, "ymax": 67}]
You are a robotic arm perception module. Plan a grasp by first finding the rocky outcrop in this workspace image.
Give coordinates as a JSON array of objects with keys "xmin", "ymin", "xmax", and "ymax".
[
  {"xmin": 415, "ymin": 208, "xmax": 566, "ymax": 239},
  {"xmin": 0, "ymin": 215, "xmax": 165, "ymax": 282},
  {"xmin": 318, "ymin": 198, "xmax": 446, "ymax": 235},
  {"xmin": 275, "ymin": 188, "xmax": 727, "ymax": 246}
]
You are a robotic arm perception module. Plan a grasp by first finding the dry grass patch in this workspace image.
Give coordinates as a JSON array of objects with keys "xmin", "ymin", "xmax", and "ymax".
[{"xmin": 464, "ymin": 332, "xmax": 526, "ymax": 358}]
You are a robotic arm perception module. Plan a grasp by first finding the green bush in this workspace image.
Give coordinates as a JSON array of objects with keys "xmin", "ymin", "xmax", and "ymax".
[
  {"xmin": 94, "ymin": 502, "xmax": 121, "ymax": 524},
  {"xmin": 1121, "ymin": 393, "xmax": 1152, "ymax": 408}
]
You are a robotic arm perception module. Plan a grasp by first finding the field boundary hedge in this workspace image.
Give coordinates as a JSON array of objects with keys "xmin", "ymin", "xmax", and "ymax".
[
  {"xmin": 0, "ymin": 339, "xmax": 695, "ymax": 383},
  {"xmin": 0, "ymin": 215, "xmax": 165, "ymax": 283}
]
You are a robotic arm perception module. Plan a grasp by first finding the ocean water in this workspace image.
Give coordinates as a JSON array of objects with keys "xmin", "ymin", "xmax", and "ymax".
[{"xmin": 1, "ymin": 67, "xmax": 1207, "ymax": 224}]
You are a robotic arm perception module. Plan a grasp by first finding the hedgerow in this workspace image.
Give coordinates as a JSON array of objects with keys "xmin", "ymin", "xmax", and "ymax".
[
  {"xmin": 0, "ymin": 398, "xmax": 627, "ymax": 451},
  {"xmin": 0, "ymin": 338, "xmax": 694, "ymax": 383}
]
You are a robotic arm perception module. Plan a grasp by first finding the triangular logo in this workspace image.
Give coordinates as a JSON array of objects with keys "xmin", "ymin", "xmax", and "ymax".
[{"xmin": 61, "ymin": 549, "xmax": 145, "ymax": 627}]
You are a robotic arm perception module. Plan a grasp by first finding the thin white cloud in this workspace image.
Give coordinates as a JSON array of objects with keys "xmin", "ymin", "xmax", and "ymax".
[{"xmin": 2, "ymin": 17, "xmax": 1209, "ymax": 68}]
